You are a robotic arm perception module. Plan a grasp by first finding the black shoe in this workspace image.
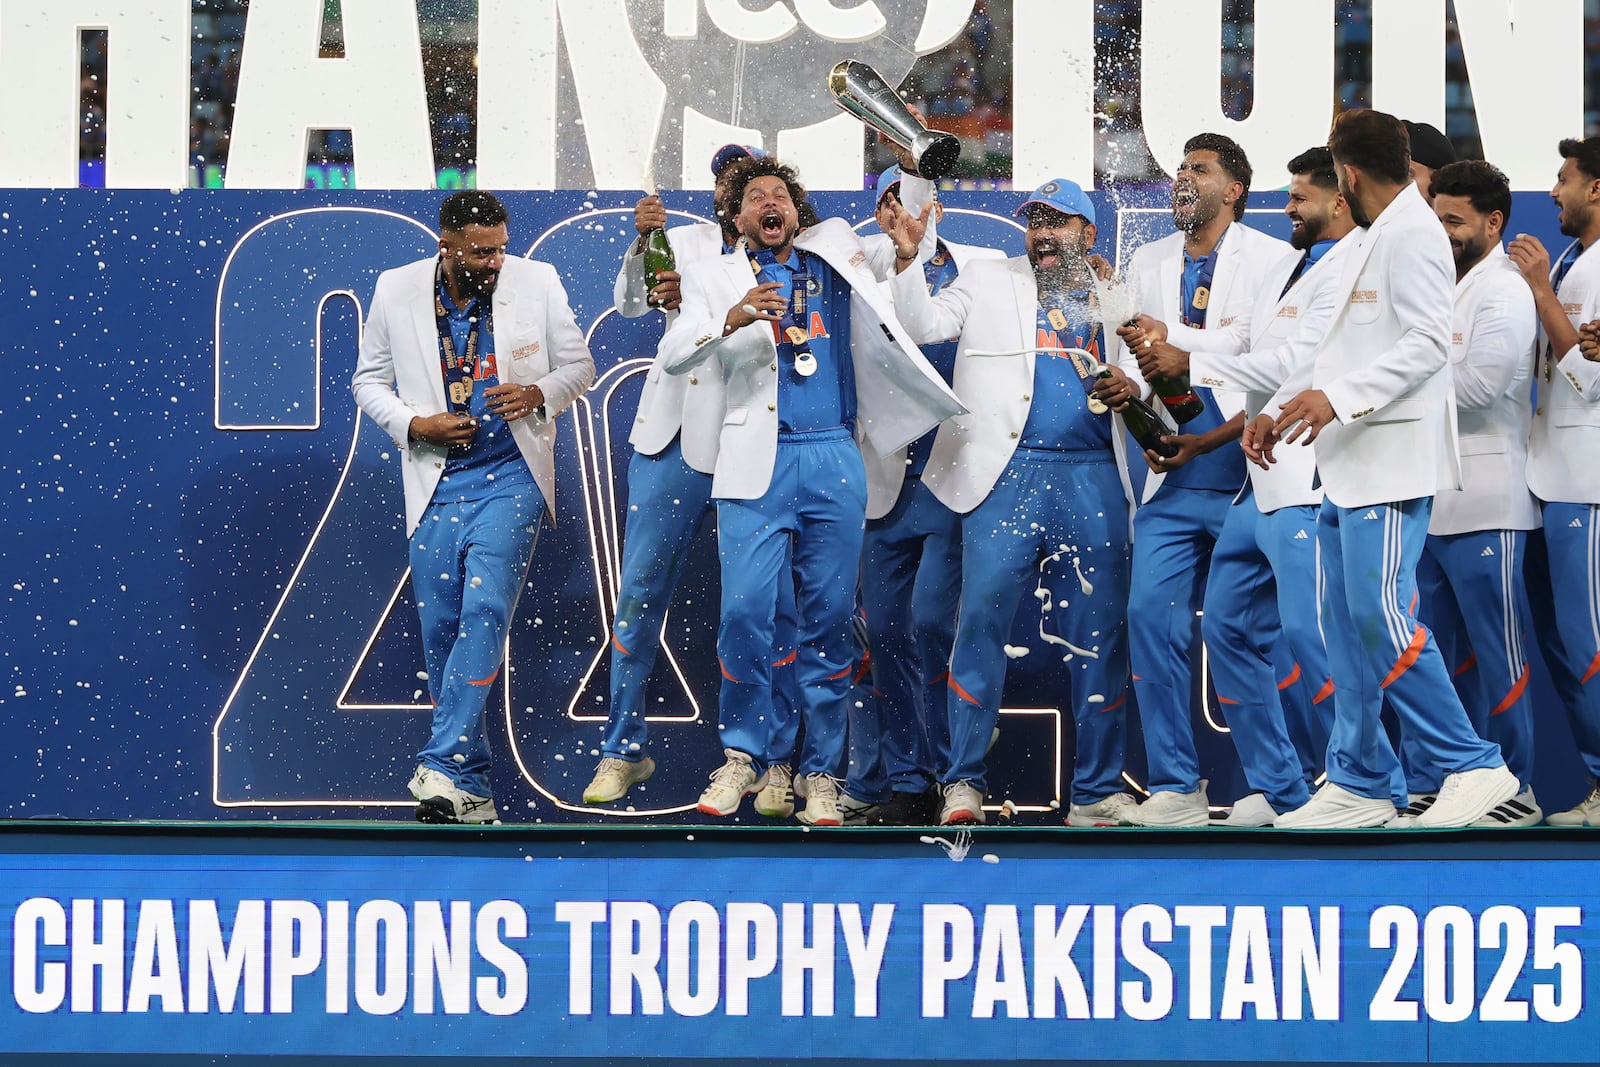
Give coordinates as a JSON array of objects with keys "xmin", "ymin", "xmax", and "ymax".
[{"xmin": 870, "ymin": 789, "xmax": 939, "ymax": 826}]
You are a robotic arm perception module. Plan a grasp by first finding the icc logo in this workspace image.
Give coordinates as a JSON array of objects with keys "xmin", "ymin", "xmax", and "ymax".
[{"xmin": 613, "ymin": 1, "xmax": 973, "ymax": 185}]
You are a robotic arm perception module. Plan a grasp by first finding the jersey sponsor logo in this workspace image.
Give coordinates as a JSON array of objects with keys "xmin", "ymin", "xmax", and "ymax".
[
  {"xmin": 1362, "ymin": 509, "xmax": 1381, "ymax": 520},
  {"xmin": 1480, "ymin": 545, "xmax": 1495, "ymax": 557},
  {"xmin": 1293, "ymin": 529, "xmax": 1309, "ymax": 540}
]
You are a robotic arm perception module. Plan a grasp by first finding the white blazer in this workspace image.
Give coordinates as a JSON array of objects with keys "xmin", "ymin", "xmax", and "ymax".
[
  {"xmin": 859, "ymin": 238, "xmax": 1007, "ymax": 518},
  {"xmin": 1174, "ymin": 233, "xmax": 1366, "ymax": 513},
  {"xmin": 888, "ymin": 254, "xmax": 1137, "ymax": 518},
  {"xmin": 1526, "ymin": 238, "xmax": 1600, "ymax": 505},
  {"xmin": 352, "ymin": 256, "xmax": 596, "ymax": 536},
  {"xmin": 1266, "ymin": 183, "xmax": 1460, "ymax": 510},
  {"xmin": 1429, "ymin": 245, "xmax": 1539, "ymax": 534},
  {"xmin": 658, "ymin": 216, "xmax": 967, "ymax": 502},
  {"xmin": 1110, "ymin": 222, "xmax": 1294, "ymax": 503},
  {"xmin": 614, "ymin": 220, "xmax": 726, "ymax": 474}
]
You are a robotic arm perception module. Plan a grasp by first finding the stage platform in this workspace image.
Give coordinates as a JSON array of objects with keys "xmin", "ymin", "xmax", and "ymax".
[{"xmin": 3, "ymin": 820, "xmax": 1598, "ymax": 1065}]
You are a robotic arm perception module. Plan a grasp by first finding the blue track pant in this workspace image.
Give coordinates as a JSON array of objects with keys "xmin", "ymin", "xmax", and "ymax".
[
  {"xmin": 715, "ymin": 428, "xmax": 865, "ymax": 777},
  {"xmin": 1319, "ymin": 497, "xmax": 1502, "ymax": 799},
  {"xmin": 944, "ymin": 449, "xmax": 1130, "ymax": 800},
  {"xmin": 409, "ymin": 485, "xmax": 543, "ymax": 798},
  {"xmin": 1201, "ymin": 493, "xmax": 1333, "ymax": 811},
  {"xmin": 1527, "ymin": 504, "xmax": 1600, "ymax": 779},
  {"xmin": 846, "ymin": 477, "xmax": 961, "ymax": 802}
]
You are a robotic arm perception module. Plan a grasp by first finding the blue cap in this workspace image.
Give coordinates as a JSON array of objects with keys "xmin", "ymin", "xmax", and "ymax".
[
  {"xmin": 875, "ymin": 164, "xmax": 904, "ymax": 203},
  {"xmin": 1015, "ymin": 178, "xmax": 1096, "ymax": 227},
  {"xmin": 710, "ymin": 143, "xmax": 766, "ymax": 178}
]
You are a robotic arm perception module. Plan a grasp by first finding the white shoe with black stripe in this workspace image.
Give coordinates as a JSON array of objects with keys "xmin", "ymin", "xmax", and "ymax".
[{"xmin": 1470, "ymin": 787, "xmax": 1543, "ymax": 828}]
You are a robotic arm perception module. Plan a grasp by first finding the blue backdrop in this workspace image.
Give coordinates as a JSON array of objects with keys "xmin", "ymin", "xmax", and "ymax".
[{"xmin": 0, "ymin": 188, "xmax": 1580, "ymax": 822}]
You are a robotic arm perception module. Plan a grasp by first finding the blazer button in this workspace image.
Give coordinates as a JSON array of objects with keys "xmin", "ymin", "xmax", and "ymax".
[
  {"xmin": 434, "ymin": 460, "xmax": 444, "ymax": 469},
  {"xmin": 768, "ymin": 403, "xmax": 777, "ymax": 411},
  {"xmin": 1009, "ymin": 431, "xmax": 1019, "ymax": 439},
  {"xmin": 1022, "ymin": 394, "xmax": 1031, "ymax": 401},
  {"xmin": 689, "ymin": 376, "xmax": 698, "ymax": 385},
  {"xmin": 1536, "ymin": 407, "xmax": 1544, "ymax": 415},
  {"xmin": 770, "ymin": 363, "xmax": 778, "ymax": 371}
]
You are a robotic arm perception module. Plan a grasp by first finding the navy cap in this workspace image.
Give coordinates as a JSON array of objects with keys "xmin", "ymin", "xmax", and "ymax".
[
  {"xmin": 1015, "ymin": 178, "xmax": 1096, "ymax": 227},
  {"xmin": 711, "ymin": 143, "xmax": 766, "ymax": 178},
  {"xmin": 1401, "ymin": 120, "xmax": 1457, "ymax": 171},
  {"xmin": 875, "ymin": 164, "xmax": 904, "ymax": 204}
]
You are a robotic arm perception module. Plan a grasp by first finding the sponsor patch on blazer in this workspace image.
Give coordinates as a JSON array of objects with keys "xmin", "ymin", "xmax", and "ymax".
[
  {"xmin": 511, "ymin": 341, "xmax": 541, "ymax": 360},
  {"xmin": 1350, "ymin": 289, "xmax": 1378, "ymax": 305},
  {"xmin": 849, "ymin": 250, "xmax": 868, "ymax": 268},
  {"xmin": 1218, "ymin": 315, "xmax": 1236, "ymax": 327},
  {"xmin": 1452, "ymin": 332, "xmax": 1464, "ymax": 344},
  {"xmin": 1563, "ymin": 301, "xmax": 1584, "ymax": 315},
  {"xmin": 1277, "ymin": 305, "xmax": 1299, "ymax": 319}
]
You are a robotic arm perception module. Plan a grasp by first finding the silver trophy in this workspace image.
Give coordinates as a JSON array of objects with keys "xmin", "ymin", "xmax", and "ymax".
[{"xmin": 828, "ymin": 59, "xmax": 962, "ymax": 181}]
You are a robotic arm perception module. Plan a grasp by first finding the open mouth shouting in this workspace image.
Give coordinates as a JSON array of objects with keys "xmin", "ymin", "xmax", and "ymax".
[
  {"xmin": 759, "ymin": 209, "xmax": 786, "ymax": 243},
  {"xmin": 1030, "ymin": 239, "xmax": 1063, "ymax": 271}
]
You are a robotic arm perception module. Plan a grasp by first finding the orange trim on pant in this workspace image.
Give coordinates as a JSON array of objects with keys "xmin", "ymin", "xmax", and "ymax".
[
  {"xmin": 611, "ymin": 633, "xmax": 632, "ymax": 656},
  {"xmin": 1452, "ymin": 651, "xmax": 1477, "ymax": 677},
  {"xmin": 1277, "ymin": 663, "xmax": 1302, "ymax": 691},
  {"xmin": 1312, "ymin": 678, "xmax": 1335, "ymax": 704},
  {"xmin": 770, "ymin": 649, "xmax": 797, "ymax": 668},
  {"xmin": 1380, "ymin": 625, "xmax": 1428, "ymax": 688},
  {"xmin": 468, "ymin": 667, "xmax": 500, "ymax": 687},
  {"xmin": 948, "ymin": 674, "xmax": 980, "ymax": 706},
  {"xmin": 719, "ymin": 658, "xmax": 740, "ymax": 683},
  {"xmin": 1582, "ymin": 650, "xmax": 1600, "ymax": 686},
  {"xmin": 825, "ymin": 663, "xmax": 853, "ymax": 681},
  {"xmin": 1490, "ymin": 664, "xmax": 1530, "ymax": 716},
  {"xmin": 1217, "ymin": 696, "xmax": 1240, "ymax": 705},
  {"xmin": 1408, "ymin": 589, "xmax": 1419, "ymax": 615},
  {"xmin": 1099, "ymin": 692, "xmax": 1127, "ymax": 714}
]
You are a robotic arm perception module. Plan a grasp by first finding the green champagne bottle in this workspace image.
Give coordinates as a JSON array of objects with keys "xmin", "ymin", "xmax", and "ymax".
[
  {"xmin": 1097, "ymin": 369, "xmax": 1179, "ymax": 458},
  {"xmin": 643, "ymin": 227, "xmax": 675, "ymax": 300},
  {"xmin": 1148, "ymin": 370, "xmax": 1206, "ymax": 424}
]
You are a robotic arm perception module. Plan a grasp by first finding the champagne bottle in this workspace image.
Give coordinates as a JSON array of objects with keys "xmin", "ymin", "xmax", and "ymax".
[
  {"xmin": 643, "ymin": 227, "xmax": 675, "ymax": 300},
  {"xmin": 1147, "ymin": 369, "xmax": 1206, "ymax": 424},
  {"xmin": 1097, "ymin": 369, "xmax": 1179, "ymax": 458}
]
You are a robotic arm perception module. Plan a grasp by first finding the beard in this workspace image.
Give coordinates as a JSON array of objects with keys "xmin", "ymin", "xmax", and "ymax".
[
  {"xmin": 1289, "ymin": 216, "xmax": 1325, "ymax": 250},
  {"xmin": 745, "ymin": 208, "xmax": 799, "ymax": 251},
  {"xmin": 1559, "ymin": 201, "xmax": 1588, "ymax": 238},
  {"xmin": 1028, "ymin": 239, "xmax": 1085, "ymax": 294},
  {"xmin": 1452, "ymin": 233, "xmax": 1490, "ymax": 273},
  {"xmin": 456, "ymin": 265, "xmax": 499, "ymax": 300}
]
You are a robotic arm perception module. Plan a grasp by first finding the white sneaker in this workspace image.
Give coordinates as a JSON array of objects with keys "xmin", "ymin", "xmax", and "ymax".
[
  {"xmin": 1545, "ymin": 784, "xmax": 1600, "ymax": 826},
  {"xmin": 1217, "ymin": 792, "xmax": 1278, "ymax": 828},
  {"xmin": 1122, "ymin": 781, "xmax": 1210, "ymax": 827},
  {"xmin": 1471, "ymin": 787, "xmax": 1543, "ymax": 828},
  {"xmin": 1417, "ymin": 765, "xmax": 1519, "ymax": 828},
  {"xmin": 583, "ymin": 756, "xmax": 656, "ymax": 804},
  {"xmin": 1398, "ymin": 792, "xmax": 1438, "ymax": 818},
  {"xmin": 939, "ymin": 780, "xmax": 985, "ymax": 825},
  {"xmin": 696, "ymin": 749, "xmax": 767, "ymax": 817},
  {"xmin": 1065, "ymin": 791, "xmax": 1136, "ymax": 827},
  {"xmin": 409, "ymin": 765, "xmax": 500, "ymax": 824},
  {"xmin": 795, "ymin": 773, "xmax": 844, "ymax": 826},
  {"xmin": 1274, "ymin": 782, "xmax": 1396, "ymax": 828},
  {"xmin": 753, "ymin": 763, "xmax": 795, "ymax": 818}
]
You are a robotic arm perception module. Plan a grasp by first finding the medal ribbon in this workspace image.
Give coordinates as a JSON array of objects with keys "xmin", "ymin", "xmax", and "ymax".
[
  {"xmin": 748, "ymin": 248, "xmax": 812, "ymax": 358},
  {"xmin": 435, "ymin": 259, "xmax": 491, "ymax": 415},
  {"xmin": 1179, "ymin": 245, "xmax": 1220, "ymax": 329}
]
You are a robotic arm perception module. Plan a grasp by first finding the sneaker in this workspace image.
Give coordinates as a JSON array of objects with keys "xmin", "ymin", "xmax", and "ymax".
[
  {"xmin": 1398, "ymin": 792, "xmax": 1438, "ymax": 819},
  {"xmin": 1545, "ymin": 784, "xmax": 1600, "ymax": 826},
  {"xmin": 939, "ymin": 780, "xmax": 985, "ymax": 825},
  {"xmin": 1416, "ymin": 765, "xmax": 1519, "ymax": 828},
  {"xmin": 697, "ymin": 749, "xmax": 767, "ymax": 817},
  {"xmin": 1217, "ymin": 791, "xmax": 1278, "ymax": 828},
  {"xmin": 583, "ymin": 756, "xmax": 656, "ymax": 804},
  {"xmin": 795, "ymin": 773, "xmax": 843, "ymax": 826},
  {"xmin": 870, "ymin": 790, "xmax": 939, "ymax": 826},
  {"xmin": 836, "ymin": 790, "xmax": 880, "ymax": 826},
  {"xmin": 753, "ymin": 763, "xmax": 795, "ymax": 818},
  {"xmin": 1065, "ymin": 791, "xmax": 1137, "ymax": 827},
  {"xmin": 1471, "ymin": 787, "xmax": 1543, "ymax": 828},
  {"xmin": 1122, "ymin": 781, "xmax": 1210, "ymax": 827},
  {"xmin": 409, "ymin": 765, "xmax": 500, "ymax": 824},
  {"xmin": 1274, "ymin": 782, "xmax": 1396, "ymax": 828}
]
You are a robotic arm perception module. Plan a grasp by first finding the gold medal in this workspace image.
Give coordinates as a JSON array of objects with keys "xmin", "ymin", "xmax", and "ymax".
[
  {"xmin": 786, "ymin": 325, "xmax": 809, "ymax": 346},
  {"xmin": 1088, "ymin": 396, "xmax": 1108, "ymax": 415},
  {"xmin": 449, "ymin": 379, "xmax": 472, "ymax": 405},
  {"xmin": 1047, "ymin": 308, "xmax": 1069, "ymax": 332},
  {"xmin": 1192, "ymin": 285, "xmax": 1210, "ymax": 310},
  {"xmin": 794, "ymin": 351, "xmax": 818, "ymax": 377}
]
